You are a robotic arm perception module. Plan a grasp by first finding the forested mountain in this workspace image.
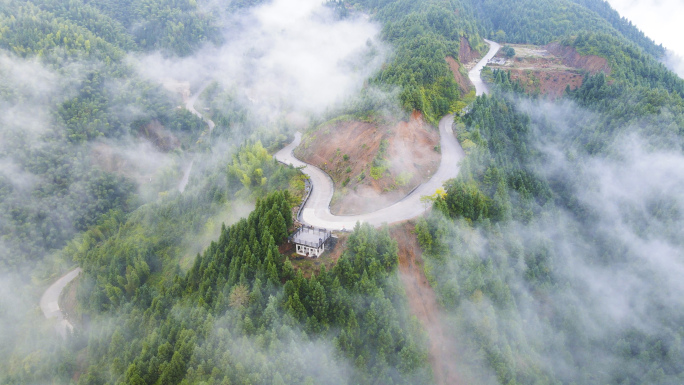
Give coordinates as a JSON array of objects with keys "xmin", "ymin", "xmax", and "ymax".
[
  {"xmin": 2, "ymin": 0, "xmax": 684, "ymax": 384},
  {"xmin": 414, "ymin": 1, "xmax": 684, "ymax": 384},
  {"xmin": 470, "ymin": 0, "xmax": 664, "ymax": 58}
]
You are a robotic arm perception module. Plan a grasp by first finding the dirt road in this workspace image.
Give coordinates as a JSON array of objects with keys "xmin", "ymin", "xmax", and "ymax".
[
  {"xmin": 185, "ymin": 82, "xmax": 216, "ymax": 133},
  {"xmin": 178, "ymin": 83, "xmax": 214, "ymax": 193}
]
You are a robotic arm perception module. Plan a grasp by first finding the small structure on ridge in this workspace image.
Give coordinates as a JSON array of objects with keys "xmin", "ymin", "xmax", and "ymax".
[{"xmin": 289, "ymin": 226, "xmax": 332, "ymax": 258}]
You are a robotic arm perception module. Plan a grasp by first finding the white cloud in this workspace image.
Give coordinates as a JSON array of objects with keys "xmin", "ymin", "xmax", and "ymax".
[
  {"xmin": 133, "ymin": 0, "xmax": 384, "ymax": 121},
  {"xmin": 605, "ymin": 0, "xmax": 684, "ymax": 76}
]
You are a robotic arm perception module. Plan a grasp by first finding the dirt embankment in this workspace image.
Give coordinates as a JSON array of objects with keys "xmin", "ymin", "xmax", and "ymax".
[
  {"xmin": 446, "ymin": 37, "xmax": 481, "ymax": 94},
  {"xmin": 446, "ymin": 56, "xmax": 471, "ymax": 95},
  {"xmin": 487, "ymin": 43, "xmax": 611, "ymax": 98},
  {"xmin": 458, "ymin": 36, "xmax": 479, "ymax": 64},
  {"xmin": 545, "ymin": 42, "xmax": 611, "ymax": 75},
  {"xmin": 295, "ymin": 112, "xmax": 440, "ymax": 215},
  {"xmin": 391, "ymin": 223, "xmax": 460, "ymax": 385},
  {"xmin": 509, "ymin": 69, "xmax": 585, "ymax": 98}
]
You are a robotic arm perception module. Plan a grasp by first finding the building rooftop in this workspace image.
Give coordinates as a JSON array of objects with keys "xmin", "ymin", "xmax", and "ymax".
[{"xmin": 290, "ymin": 226, "xmax": 331, "ymax": 248}]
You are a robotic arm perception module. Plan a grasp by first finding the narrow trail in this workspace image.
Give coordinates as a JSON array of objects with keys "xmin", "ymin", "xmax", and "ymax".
[
  {"xmin": 40, "ymin": 84, "xmax": 216, "ymax": 336},
  {"xmin": 186, "ymin": 81, "xmax": 216, "ymax": 133},
  {"xmin": 39, "ymin": 268, "xmax": 81, "ymax": 339},
  {"xmin": 178, "ymin": 82, "xmax": 214, "ymax": 193}
]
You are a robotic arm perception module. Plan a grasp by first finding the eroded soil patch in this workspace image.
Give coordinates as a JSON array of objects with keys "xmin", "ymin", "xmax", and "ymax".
[
  {"xmin": 392, "ymin": 222, "xmax": 461, "ymax": 385},
  {"xmin": 295, "ymin": 113, "xmax": 440, "ymax": 215},
  {"xmin": 487, "ymin": 43, "xmax": 611, "ymax": 97}
]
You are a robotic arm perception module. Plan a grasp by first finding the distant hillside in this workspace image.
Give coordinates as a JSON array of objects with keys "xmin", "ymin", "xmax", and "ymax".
[{"xmin": 469, "ymin": 0, "xmax": 664, "ymax": 58}]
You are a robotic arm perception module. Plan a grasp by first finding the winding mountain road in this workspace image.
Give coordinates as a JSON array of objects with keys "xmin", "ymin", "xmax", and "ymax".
[
  {"xmin": 178, "ymin": 82, "xmax": 216, "ymax": 193},
  {"xmin": 470, "ymin": 39, "xmax": 501, "ymax": 96},
  {"xmin": 41, "ymin": 41, "xmax": 499, "ymax": 337},
  {"xmin": 186, "ymin": 82, "xmax": 216, "ymax": 133},
  {"xmin": 275, "ymin": 40, "xmax": 499, "ymax": 230},
  {"xmin": 40, "ymin": 268, "xmax": 81, "ymax": 338},
  {"xmin": 40, "ymin": 85, "xmax": 216, "ymax": 336}
]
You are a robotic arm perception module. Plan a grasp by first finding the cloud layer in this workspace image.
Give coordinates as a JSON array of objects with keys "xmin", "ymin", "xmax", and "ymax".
[
  {"xmin": 133, "ymin": 0, "xmax": 385, "ymax": 121},
  {"xmin": 605, "ymin": 0, "xmax": 684, "ymax": 76}
]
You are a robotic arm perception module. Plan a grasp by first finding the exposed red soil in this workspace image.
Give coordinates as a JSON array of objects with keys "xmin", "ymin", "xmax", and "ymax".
[
  {"xmin": 60, "ymin": 275, "xmax": 80, "ymax": 326},
  {"xmin": 59, "ymin": 278, "xmax": 86, "ymax": 382},
  {"xmin": 446, "ymin": 56, "xmax": 472, "ymax": 95},
  {"xmin": 509, "ymin": 69, "xmax": 584, "ymax": 98},
  {"xmin": 295, "ymin": 112, "xmax": 440, "ymax": 215},
  {"xmin": 392, "ymin": 222, "xmax": 461, "ymax": 385},
  {"xmin": 488, "ymin": 43, "xmax": 612, "ymax": 98},
  {"xmin": 545, "ymin": 42, "xmax": 611, "ymax": 75},
  {"xmin": 446, "ymin": 37, "xmax": 480, "ymax": 94},
  {"xmin": 459, "ymin": 36, "xmax": 480, "ymax": 64}
]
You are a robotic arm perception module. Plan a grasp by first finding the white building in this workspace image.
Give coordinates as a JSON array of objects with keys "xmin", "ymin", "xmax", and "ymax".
[{"xmin": 290, "ymin": 226, "xmax": 332, "ymax": 258}]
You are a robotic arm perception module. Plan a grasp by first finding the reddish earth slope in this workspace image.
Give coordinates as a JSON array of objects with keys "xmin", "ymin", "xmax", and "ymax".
[
  {"xmin": 487, "ymin": 43, "xmax": 611, "ymax": 98},
  {"xmin": 392, "ymin": 223, "xmax": 461, "ymax": 385},
  {"xmin": 295, "ymin": 113, "xmax": 440, "ymax": 215},
  {"xmin": 446, "ymin": 36, "xmax": 482, "ymax": 94}
]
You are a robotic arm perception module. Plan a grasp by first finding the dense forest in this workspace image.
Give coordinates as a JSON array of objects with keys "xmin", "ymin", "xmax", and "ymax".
[
  {"xmin": 413, "ymin": 2, "xmax": 684, "ymax": 383},
  {"xmin": 2, "ymin": 0, "xmax": 684, "ymax": 384}
]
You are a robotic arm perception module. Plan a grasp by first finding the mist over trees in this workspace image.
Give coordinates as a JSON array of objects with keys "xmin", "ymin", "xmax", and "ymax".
[
  {"xmin": 2, "ymin": 0, "xmax": 684, "ymax": 384},
  {"xmin": 412, "ymin": 2, "xmax": 684, "ymax": 383}
]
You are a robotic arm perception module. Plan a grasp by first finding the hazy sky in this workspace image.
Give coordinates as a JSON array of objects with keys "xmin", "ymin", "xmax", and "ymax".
[{"xmin": 605, "ymin": 0, "xmax": 684, "ymax": 75}]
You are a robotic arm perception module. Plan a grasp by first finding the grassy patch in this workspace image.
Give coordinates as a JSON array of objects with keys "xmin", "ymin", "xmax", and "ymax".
[{"xmin": 395, "ymin": 172, "xmax": 413, "ymax": 186}]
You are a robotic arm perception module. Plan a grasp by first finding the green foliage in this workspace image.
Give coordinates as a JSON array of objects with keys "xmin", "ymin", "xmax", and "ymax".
[
  {"xmin": 567, "ymin": 0, "xmax": 665, "ymax": 58},
  {"xmin": 417, "ymin": 22, "xmax": 684, "ymax": 381},
  {"xmin": 395, "ymin": 171, "xmax": 412, "ymax": 186},
  {"xmin": 470, "ymin": 0, "xmax": 663, "ymax": 59},
  {"xmin": 446, "ymin": 95, "xmax": 551, "ymax": 222},
  {"xmin": 437, "ymin": 180, "xmax": 500, "ymax": 222},
  {"xmin": 501, "ymin": 45, "xmax": 515, "ymax": 58},
  {"xmin": 227, "ymin": 141, "xmax": 302, "ymax": 199},
  {"xmin": 370, "ymin": 166, "xmax": 385, "ymax": 180},
  {"xmin": 348, "ymin": 0, "xmax": 482, "ymax": 123},
  {"xmin": 565, "ymin": 32, "xmax": 684, "ymax": 97},
  {"xmin": 369, "ymin": 139, "xmax": 389, "ymax": 180},
  {"xmin": 490, "ymin": 69, "xmax": 526, "ymax": 94},
  {"xmin": 72, "ymin": 192, "xmax": 430, "ymax": 384}
]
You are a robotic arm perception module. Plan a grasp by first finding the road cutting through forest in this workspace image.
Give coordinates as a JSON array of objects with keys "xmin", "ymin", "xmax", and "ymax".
[
  {"xmin": 43, "ymin": 41, "xmax": 499, "ymax": 385},
  {"xmin": 40, "ymin": 84, "xmax": 217, "ymax": 336},
  {"xmin": 276, "ymin": 39, "xmax": 499, "ymax": 385},
  {"xmin": 275, "ymin": 39, "xmax": 499, "ymax": 230},
  {"xmin": 276, "ymin": 39, "xmax": 498, "ymax": 383},
  {"xmin": 39, "ymin": 268, "xmax": 81, "ymax": 339}
]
